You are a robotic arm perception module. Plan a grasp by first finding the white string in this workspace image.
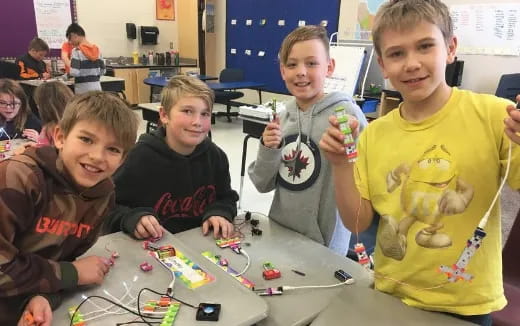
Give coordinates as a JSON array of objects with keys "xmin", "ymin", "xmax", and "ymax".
[
  {"xmin": 233, "ymin": 249, "xmax": 251, "ymax": 277},
  {"xmin": 282, "ymin": 279, "xmax": 355, "ymax": 291}
]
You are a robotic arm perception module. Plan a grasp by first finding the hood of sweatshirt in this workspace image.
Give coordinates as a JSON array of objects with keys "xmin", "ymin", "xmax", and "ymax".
[
  {"xmin": 21, "ymin": 146, "xmax": 114, "ymax": 200},
  {"xmin": 138, "ymin": 126, "xmax": 211, "ymax": 160},
  {"xmin": 78, "ymin": 43, "xmax": 100, "ymax": 61}
]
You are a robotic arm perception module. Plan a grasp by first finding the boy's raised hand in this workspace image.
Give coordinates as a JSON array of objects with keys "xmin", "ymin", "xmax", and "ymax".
[
  {"xmin": 504, "ymin": 94, "xmax": 520, "ymax": 145},
  {"xmin": 134, "ymin": 215, "xmax": 164, "ymax": 239},
  {"xmin": 202, "ymin": 216, "xmax": 234, "ymax": 239},
  {"xmin": 262, "ymin": 116, "xmax": 282, "ymax": 149},
  {"xmin": 320, "ymin": 115, "xmax": 360, "ymax": 166},
  {"xmin": 18, "ymin": 296, "xmax": 52, "ymax": 326},
  {"xmin": 72, "ymin": 256, "xmax": 112, "ymax": 285}
]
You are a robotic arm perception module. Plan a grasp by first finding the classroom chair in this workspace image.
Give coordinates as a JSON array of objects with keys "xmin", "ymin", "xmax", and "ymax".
[
  {"xmin": 495, "ymin": 73, "xmax": 520, "ymax": 102},
  {"xmin": 0, "ymin": 61, "xmax": 20, "ymax": 80},
  {"xmin": 214, "ymin": 68, "xmax": 245, "ymax": 122},
  {"xmin": 492, "ymin": 208, "xmax": 520, "ymax": 326}
]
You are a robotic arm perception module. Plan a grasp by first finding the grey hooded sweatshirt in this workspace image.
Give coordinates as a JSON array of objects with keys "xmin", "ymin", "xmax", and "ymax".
[{"xmin": 248, "ymin": 92, "xmax": 368, "ymax": 255}]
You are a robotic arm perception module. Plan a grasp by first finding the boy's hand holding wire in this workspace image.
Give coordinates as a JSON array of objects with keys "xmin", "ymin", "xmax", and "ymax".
[
  {"xmin": 72, "ymin": 256, "xmax": 112, "ymax": 285},
  {"xmin": 320, "ymin": 114, "xmax": 360, "ymax": 166},
  {"xmin": 134, "ymin": 215, "xmax": 164, "ymax": 239},
  {"xmin": 262, "ymin": 115, "xmax": 282, "ymax": 149},
  {"xmin": 504, "ymin": 94, "xmax": 520, "ymax": 145},
  {"xmin": 18, "ymin": 296, "xmax": 52, "ymax": 326}
]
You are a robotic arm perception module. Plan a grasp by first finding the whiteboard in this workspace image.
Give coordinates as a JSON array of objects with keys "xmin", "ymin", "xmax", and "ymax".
[
  {"xmin": 34, "ymin": 0, "xmax": 72, "ymax": 49},
  {"xmin": 324, "ymin": 46, "xmax": 365, "ymax": 96}
]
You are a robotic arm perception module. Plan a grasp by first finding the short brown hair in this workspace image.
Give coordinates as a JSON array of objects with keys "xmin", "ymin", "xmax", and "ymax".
[
  {"xmin": 278, "ymin": 25, "xmax": 330, "ymax": 66},
  {"xmin": 28, "ymin": 37, "xmax": 50, "ymax": 52},
  {"xmin": 34, "ymin": 81, "xmax": 74, "ymax": 126},
  {"xmin": 59, "ymin": 91, "xmax": 139, "ymax": 154},
  {"xmin": 160, "ymin": 75, "xmax": 214, "ymax": 116},
  {"xmin": 0, "ymin": 79, "xmax": 30, "ymax": 133},
  {"xmin": 372, "ymin": 0, "xmax": 453, "ymax": 57}
]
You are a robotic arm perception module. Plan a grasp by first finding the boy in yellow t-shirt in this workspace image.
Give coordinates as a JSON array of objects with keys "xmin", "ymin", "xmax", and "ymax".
[{"xmin": 320, "ymin": 0, "xmax": 520, "ymax": 325}]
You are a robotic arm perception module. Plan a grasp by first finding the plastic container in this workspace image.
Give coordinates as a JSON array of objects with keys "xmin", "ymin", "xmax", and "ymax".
[{"xmin": 362, "ymin": 100, "xmax": 379, "ymax": 113}]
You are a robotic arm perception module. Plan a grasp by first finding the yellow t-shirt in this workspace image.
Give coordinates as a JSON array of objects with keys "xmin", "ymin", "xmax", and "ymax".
[{"xmin": 355, "ymin": 88, "xmax": 520, "ymax": 315}]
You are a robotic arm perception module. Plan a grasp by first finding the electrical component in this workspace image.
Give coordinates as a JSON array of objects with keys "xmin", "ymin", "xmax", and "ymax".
[
  {"xmin": 254, "ymin": 287, "xmax": 284, "ymax": 296},
  {"xmin": 215, "ymin": 237, "xmax": 241, "ymax": 248},
  {"xmin": 68, "ymin": 306, "xmax": 86, "ymax": 326},
  {"xmin": 439, "ymin": 227, "xmax": 486, "ymax": 282},
  {"xmin": 354, "ymin": 243, "xmax": 371, "ymax": 270},
  {"xmin": 23, "ymin": 312, "xmax": 35, "ymax": 326},
  {"xmin": 159, "ymin": 301, "xmax": 181, "ymax": 325},
  {"xmin": 291, "ymin": 269, "xmax": 306, "ymax": 276},
  {"xmin": 196, "ymin": 303, "xmax": 221, "ymax": 321},
  {"xmin": 250, "ymin": 219, "xmax": 259, "ymax": 227},
  {"xmin": 516, "ymin": 101, "xmax": 520, "ymax": 110},
  {"xmin": 251, "ymin": 227, "xmax": 263, "ymax": 236},
  {"xmin": 140, "ymin": 262, "xmax": 153, "ymax": 272},
  {"xmin": 334, "ymin": 269, "xmax": 353, "ymax": 282},
  {"xmin": 262, "ymin": 262, "xmax": 281, "ymax": 280},
  {"xmin": 334, "ymin": 106, "xmax": 357, "ymax": 162}
]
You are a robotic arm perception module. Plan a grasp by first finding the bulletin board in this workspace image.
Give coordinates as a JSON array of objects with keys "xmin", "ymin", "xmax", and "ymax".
[
  {"xmin": 0, "ymin": 0, "xmax": 76, "ymax": 58},
  {"xmin": 226, "ymin": 0, "xmax": 341, "ymax": 94}
]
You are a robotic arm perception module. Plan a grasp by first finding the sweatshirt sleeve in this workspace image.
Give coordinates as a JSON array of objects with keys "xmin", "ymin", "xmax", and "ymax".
[
  {"xmin": 0, "ymin": 160, "xmax": 78, "ymax": 298},
  {"xmin": 247, "ymin": 139, "xmax": 282, "ymax": 193},
  {"xmin": 105, "ymin": 149, "xmax": 158, "ymax": 236},
  {"xmin": 202, "ymin": 148, "xmax": 238, "ymax": 222}
]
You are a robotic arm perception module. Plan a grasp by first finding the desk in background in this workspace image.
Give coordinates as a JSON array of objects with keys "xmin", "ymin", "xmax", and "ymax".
[
  {"xmin": 54, "ymin": 232, "xmax": 268, "ymax": 326},
  {"xmin": 143, "ymin": 77, "xmax": 266, "ymax": 104},
  {"xmin": 19, "ymin": 75, "xmax": 125, "ymax": 94}
]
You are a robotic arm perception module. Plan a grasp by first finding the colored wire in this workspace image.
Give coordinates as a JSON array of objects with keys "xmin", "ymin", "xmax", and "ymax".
[
  {"xmin": 282, "ymin": 279, "xmax": 355, "ymax": 291},
  {"xmin": 233, "ymin": 248, "xmax": 251, "ymax": 277}
]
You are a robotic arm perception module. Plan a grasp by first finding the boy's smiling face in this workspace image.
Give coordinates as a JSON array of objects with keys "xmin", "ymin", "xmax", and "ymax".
[
  {"xmin": 159, "ymin": 95, "xmax": 211, "ymax": 155},
  {"xmin": 377, "ymin": 21, "xmax": 457, "ymax": 105},
  {"xmin": 280, "ymin": 39, "xmax": 335, "ymax": 110},
  {"xmin": 54, "ymin": 120, "xmax": 124, "ymax": 189}
]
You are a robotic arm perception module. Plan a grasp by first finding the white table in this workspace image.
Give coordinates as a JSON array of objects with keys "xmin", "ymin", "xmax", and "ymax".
[{"xmin": 54, "ymin": 232, "xmax": 268, "ymax": 326}]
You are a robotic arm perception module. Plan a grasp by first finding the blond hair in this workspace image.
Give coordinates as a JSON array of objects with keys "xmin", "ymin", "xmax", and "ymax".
[
  {"xmin": 372, "ymin": 0, "xmax": 453, "ymax": 57},
  {"xmin": 59, "ymin": 91, "xmax": 138, "ymax": 154},
  {"xmin": 160, "ymin": 75, "xmax": 214, "ymax": 116},
  {"xmin": 278, "ymin": 25, "xmax": 330, "ymax": 66},
  {"xmin": 0, "ymin": 78, "xmax": 30, "ymax": 132}
]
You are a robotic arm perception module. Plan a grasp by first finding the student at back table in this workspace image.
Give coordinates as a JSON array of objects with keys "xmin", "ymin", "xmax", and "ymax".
[
  {"xmin": 16, "ymin": 37, "xmax": 50, "ymax": 80},
  {"xmin": 320, "ymin": 0, "xmax": 520, "ymax": 325}
]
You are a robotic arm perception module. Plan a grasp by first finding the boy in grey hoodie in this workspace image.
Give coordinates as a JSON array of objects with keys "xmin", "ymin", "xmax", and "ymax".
[{"xmin": 248, "ymin": 26, "xmax": 368, "ymax": 255}]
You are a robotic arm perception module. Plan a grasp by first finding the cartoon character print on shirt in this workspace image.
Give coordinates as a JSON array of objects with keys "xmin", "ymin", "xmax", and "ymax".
[
  {"xmin": 277, "ymin": 133, "xmax": 321, "ymax": 191},
  {"xmin": 379, "ymin": 144, "xmax": 474, "ymax": 260}
]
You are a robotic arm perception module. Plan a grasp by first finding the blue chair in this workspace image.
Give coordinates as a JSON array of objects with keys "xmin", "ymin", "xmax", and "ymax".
[
  {"xmin": 495, "ymin": 73, "xmax": 520, "ymax": 102},
  {"xmin": 214, "ymin": 68, "xmax": 245, "ymax": 122}
]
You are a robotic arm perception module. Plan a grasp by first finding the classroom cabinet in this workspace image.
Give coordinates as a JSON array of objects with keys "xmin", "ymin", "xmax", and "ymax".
[{"xmin": 112, "ymin": 68, "xmax": 150, "ymax": 105}]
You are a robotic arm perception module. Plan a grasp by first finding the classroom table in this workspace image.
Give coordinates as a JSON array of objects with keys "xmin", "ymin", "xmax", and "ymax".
[
  {"xmin": 53, "ymin": 232, "xmax": 268, "ymax": 326},
  {"xmin": 310, "ymin": 285, "xmax": 474, "ymax": 326},
  {"xmin": 19, "ymin": 75, "xmax": 126, "ymax": 94},
  {"xmin": 0, "ymin": 138, "xmax": 34, "ymax": 161},
  {"xmin": 174, "ymin": 213, "xmax": 371, "ymax": 326},
  {"xmin": 143, "ymin": 77, "xmax": 266, "ymax": 103}
]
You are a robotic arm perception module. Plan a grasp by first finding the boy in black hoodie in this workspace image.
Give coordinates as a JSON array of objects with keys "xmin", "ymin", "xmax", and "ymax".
[{"xmin": 108, "ymin": 75, "xmax": 238, "ymax": 239}]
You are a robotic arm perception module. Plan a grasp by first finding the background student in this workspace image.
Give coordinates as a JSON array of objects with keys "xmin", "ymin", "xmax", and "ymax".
[
  {"xmin": 0, "ymin": 91, "xmax": 139, "ymax": 326},
  {"xmin": 33, "ymin": 81, "xmax": 74, "ymax": 146},
  {"xmin": 248, "ymin": 25, "xmax": 368, "ymax": 255},
  {"xmin": 320, "ymin": 1, "xmax": 519, "ymax": 325},
  {"xmin": 66, "ymin": 23, "xmax": 105, "ymax": 94},
  {"xmin": 107, "ymin": 75, "xmax": 238, "ymax": 239},
  {"xmin": 16, "ymin": 37, "xmax": 50, "ymax": 80},
  {"xmin": 0, "ymin": 78, "xmax": 41, "ymax": 141}
]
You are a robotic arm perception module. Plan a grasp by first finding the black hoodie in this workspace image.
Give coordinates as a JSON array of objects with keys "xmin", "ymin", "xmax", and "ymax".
[{"xmin": 107, "ymin": 127, "xmax": 238, "ymax": 236}]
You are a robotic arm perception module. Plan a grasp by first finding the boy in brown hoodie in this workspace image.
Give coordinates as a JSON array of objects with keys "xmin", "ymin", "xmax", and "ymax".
[
  {"xmin": 67, "ymin": 23, "xmax": 105, "ymax": 94},
  {"xmin": 0, "ymin": 92, "xmax": 138, "ymax": 325}
]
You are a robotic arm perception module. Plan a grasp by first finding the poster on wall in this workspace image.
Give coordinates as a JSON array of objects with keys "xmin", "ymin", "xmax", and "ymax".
[
  {"xmin": 451, "ymin": 3, "xmax": 520, "ymax": 56},
  {"xmin": 33, "ymin": 0, "xmax": 72, "ymax": 49},
  {"xmin": 156, "ymin": 0, "xmax": 175, "ymax": 21}
]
